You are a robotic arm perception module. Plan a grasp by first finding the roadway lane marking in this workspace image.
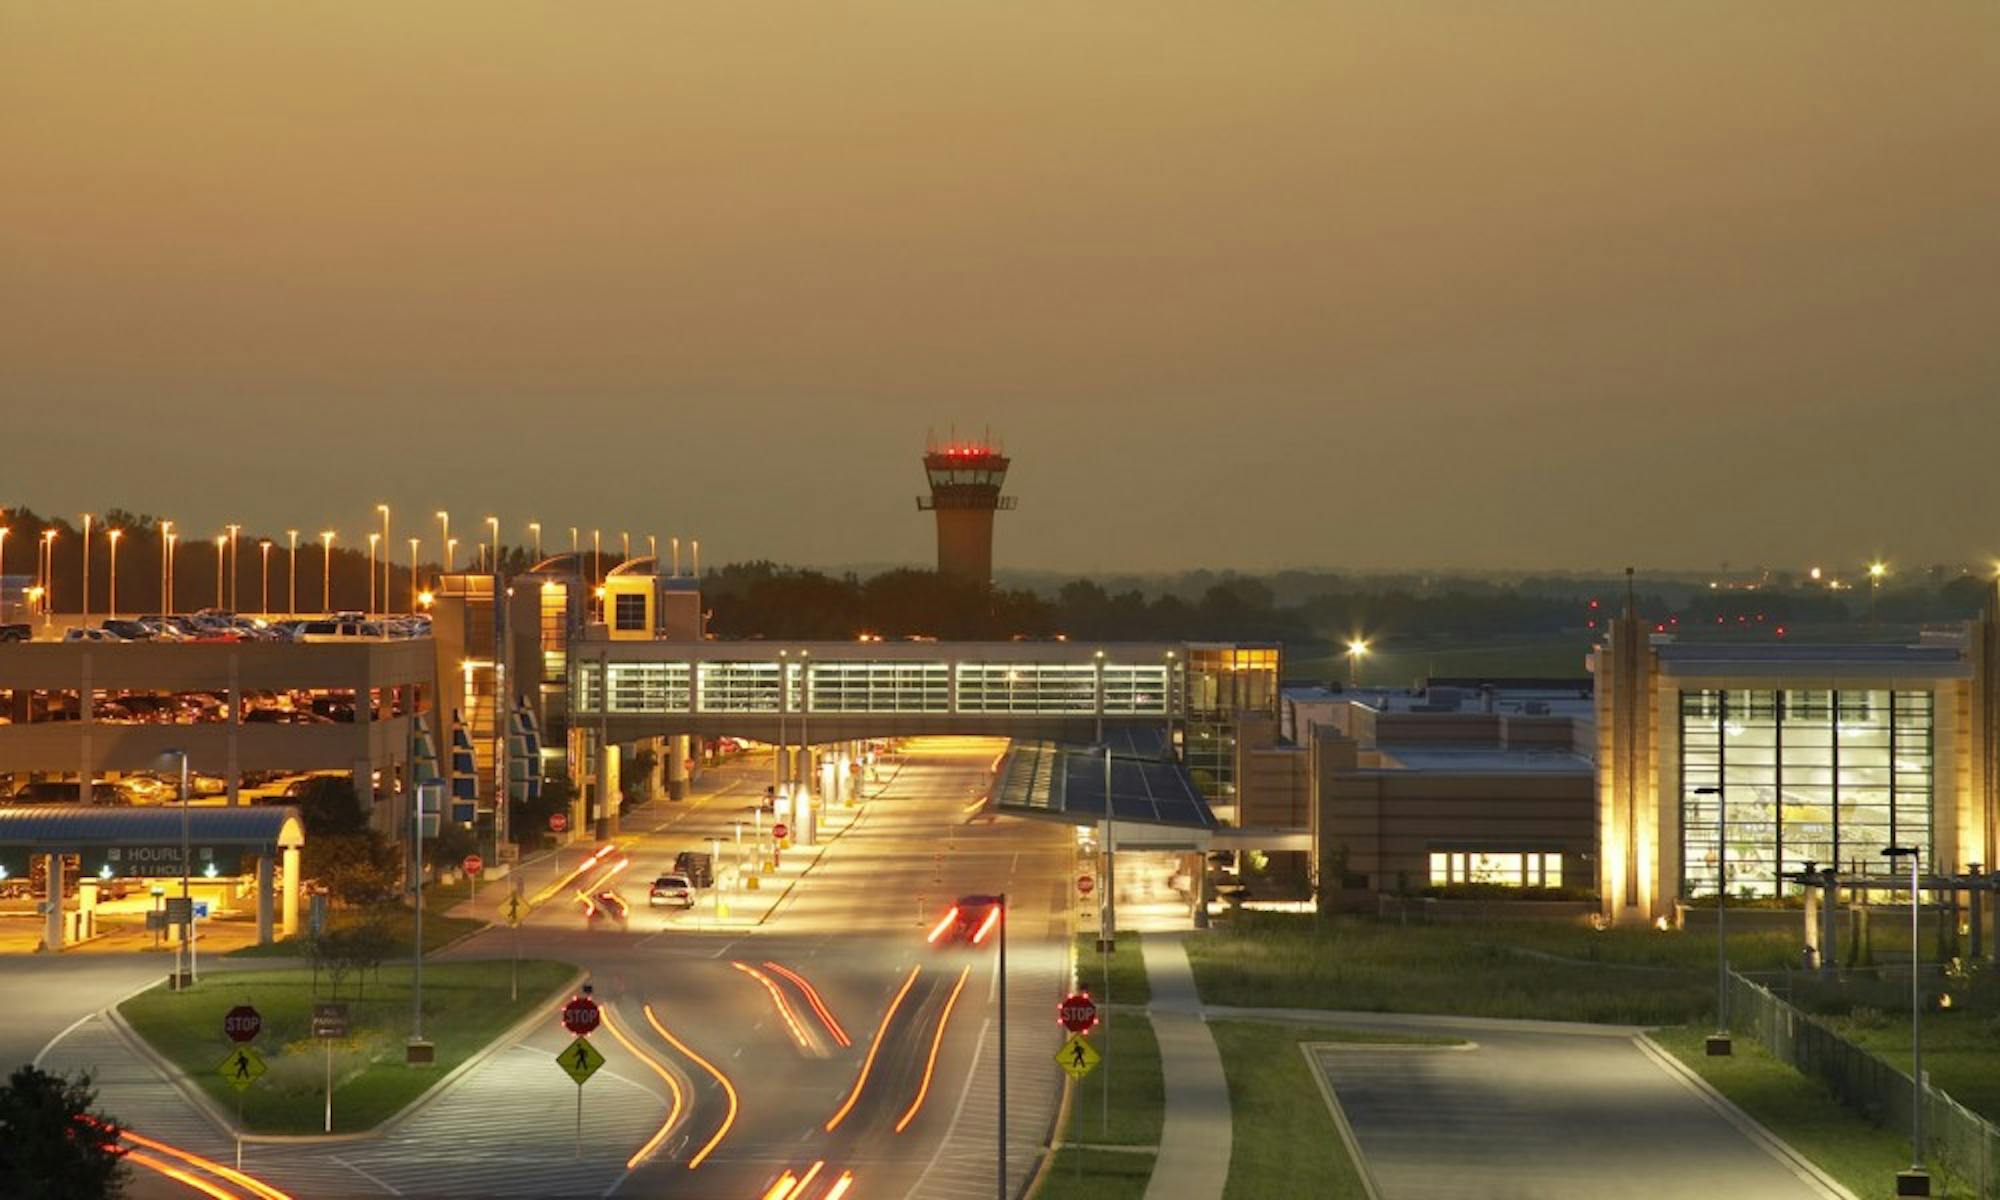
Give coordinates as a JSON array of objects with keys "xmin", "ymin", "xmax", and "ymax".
[
  {"xmin": 641, "ymin": 1004, "xmax": 739, "ymax": 1170},
  {"xmin": 896, "ymin": 964, "xmax": 973, "ymax": 1133},
  {"xmin": 824, "ymin": 964, "xmax": 922, "ymax": 1132},
  {"xmin": 910, "ymin": 1017, "xmax": 992, "ymax": 1194}
]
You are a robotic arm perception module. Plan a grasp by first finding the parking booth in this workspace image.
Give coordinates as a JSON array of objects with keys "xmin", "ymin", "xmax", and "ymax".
[{"xmin": 0, "ymin": 806, "xmax": 304, "ymax": 952}]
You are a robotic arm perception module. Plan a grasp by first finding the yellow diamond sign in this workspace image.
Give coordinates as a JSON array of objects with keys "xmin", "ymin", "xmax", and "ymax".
[
  {"xmin": 217, "ymin": 1046, "xmax": 267, "ymax": 1091},
  {"xmin": 502, "ymin": 893, "xmax": 527, "ymax": 928},
  {"xmin": 1056, "ymin": 1033, "xmax": 1100, "ymax": 1080},
  {"xmin": 558, "ymin": 1035, "xmax": 605, "ymax": 1085}
]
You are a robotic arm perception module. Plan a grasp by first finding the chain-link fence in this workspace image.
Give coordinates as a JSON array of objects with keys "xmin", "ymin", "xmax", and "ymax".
[{"xmin": 1731, "ymin": 971, "xmax": 1999, "ymax": 1194}]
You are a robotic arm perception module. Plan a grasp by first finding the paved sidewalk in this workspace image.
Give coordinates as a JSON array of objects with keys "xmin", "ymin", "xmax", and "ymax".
[{"xmin": 1139, "ymin": 933, "xmax": 1232, "ymax": 1200}]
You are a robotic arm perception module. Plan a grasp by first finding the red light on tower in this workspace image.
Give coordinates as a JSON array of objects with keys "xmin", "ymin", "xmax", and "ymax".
[{"xmin": 919, "ymin": 433, "xmax": 1015, "ymax": 587}]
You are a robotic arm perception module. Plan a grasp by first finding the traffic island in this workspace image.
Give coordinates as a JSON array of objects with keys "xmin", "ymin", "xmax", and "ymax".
[{"xmin": 118, "ymin": 959, "xmax": 578, "ymax": 1135}]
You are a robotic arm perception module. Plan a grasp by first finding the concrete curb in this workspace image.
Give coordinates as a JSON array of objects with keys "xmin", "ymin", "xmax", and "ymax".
[
  {"xmin": 753, "ymin": 799, "xmax": 870, "ymax": 928},
  {"xmin": 1298, "ymin": 1040, "xmax": 1384, "ymax": 1200},
  {"xmin": 1633, "ymin": 1032, "xmax": 1857, "ymax": 1200},
  {"xmin": 1199, "ymin": 1004, "xmax": 1647, "ymax": 1039}
]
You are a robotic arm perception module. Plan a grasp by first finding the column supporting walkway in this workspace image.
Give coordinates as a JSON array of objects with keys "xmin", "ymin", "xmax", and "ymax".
[{"xmin": 1139, "ymin": 932, "xmax": 1232, "ymax": 1200}]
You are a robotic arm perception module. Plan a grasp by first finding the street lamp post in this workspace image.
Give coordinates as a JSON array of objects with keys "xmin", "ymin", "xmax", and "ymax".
[
  {"xmin": 1869, "ymin": 562, "xmax": 1887, "ymax": 632},
  {"xmin": 996, "ymin": 891, "xmax": 1008, "ymax": 1200},
  {"xmin": 0, "ymin": 526, "xmax": 8, "ymax": 621},
  {"xmin": 528, "ymin": 522, "xmax": 542, "ymax": 564},
  {"xmin": 368, "ymin": 534, "xmax": 381, "ymax": 617},
  {"xmin": 1694, "ymin": 784, "xmax": 1731, "ymax": 1055},
  {"xmin": 213, "ymin": 536, "xmax": 226, "ymax": 609},
  {"xmin": 106, "ymin": 529, "xmax": 122, "ymax": 618},
  {"xmin": 40, "ymin": 530, "xmax": 57, "ymax": 626},
  {"xmin": 226, "ymin": 525, "xmax": 241, "ymax": 611},
  {"xmin": 436, "ymin": 512, "xmax": 450, "ymax": 572},
  {"xmin": 163, "ymin": 749, "xmax": 194, "ymax": 986},
  {"xmin": 408, "ymin": 538, "xmax": 420, "ymax": 614},
  {"xmin": 320, "ymin": 532, "xmax": 335, "ymax": 614},
  {"xmin": 377, "ymin": 504, "xmax": 391, "ymax": 615},
  {"xmin": 1346, "ymin": 638, "xmax": 1369, "ymax": 689},
  {"xmin": 160, "ymin": 521, "xmax": 174, "ymax": 615},
  {"xmin": 286, "ymin": 531, "xmax": 299, "ymax": 617},
  {"xmin": 487, "ymin": 517, "xmax": 499, "ymax": 578},
  {"xmin": 259, "ymin": 541, "xmax": 272, "ymax": 615},
  {"xmin": 80, "ymin": 514, "xmax": 92, "ymax": 624},
  {"xmin": 1883, "ymin": 845, "xmax": 1930, "ymax": 1197}
]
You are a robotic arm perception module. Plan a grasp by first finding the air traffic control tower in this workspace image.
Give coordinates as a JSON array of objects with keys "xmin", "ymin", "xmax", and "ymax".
[{"xmin": 918, "ymin": 437, "xmax": 1015, "ymax": 586}]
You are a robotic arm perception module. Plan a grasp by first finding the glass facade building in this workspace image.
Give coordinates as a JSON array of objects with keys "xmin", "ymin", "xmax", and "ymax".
[
  {"xmin": 1679, "ymin": 687, "xmax": 1935, "ymax": 899},
  {"xmin": 1183, "ymin": 645, "xmax": 1280, "ymax": 806}
]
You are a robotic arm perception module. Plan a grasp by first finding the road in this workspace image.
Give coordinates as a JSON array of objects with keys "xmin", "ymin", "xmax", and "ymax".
[
  {"xmin": 35, "ymin": 737, "xmax": 1074, "ymax": 1200},
  {"xmin": 1306, "ymin": 1017, "xmax": 1849, "ymax": 1200}
]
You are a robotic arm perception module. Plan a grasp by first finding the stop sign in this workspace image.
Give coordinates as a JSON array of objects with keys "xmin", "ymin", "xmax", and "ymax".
[
  {"xmin": 1058, "ymin": 992, "xmax": 1098, "ymax": 1034},
  {"xmin": 549, "ymin": 812, "xmax": 568, "ymax": 833},
  {"xmin": 562, "ymin": 994, "xmax": 601, "ymax": 1037},
  {"xmin": 463, "ymin": 854, "xmax": 483, "ymax": 877},
  {"xmin": 1077, "ymin": 875, "xmax": 1095, "ymax": 896},
  {"xmin": 224, "ymin": 1005, "xmax": 262, "ymax": 1043},
  {"xmin": 772, "ymin": 823, "xmax": 789, "ymax": 840}
]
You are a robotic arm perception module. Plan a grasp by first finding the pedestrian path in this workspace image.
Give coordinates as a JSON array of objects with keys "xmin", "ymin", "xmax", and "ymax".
[{"xmin": 1139, "ymin": 933, "xmax": 1232, "ymax": 1200}]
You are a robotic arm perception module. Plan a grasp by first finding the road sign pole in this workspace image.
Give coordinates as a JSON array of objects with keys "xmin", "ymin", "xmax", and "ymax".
[
  {"xmin": 236, "ymin": 1090, "xmax": 243, "ymax": 1171},
  {"xmin": 998, "ymin": 890, "xmax": 1007, "ymax": 1200},
  {"xmin": 324, "ymin": 1040, "xmax": 333, "ymax": 1134},
  {"xmin": 575, "ymin": 1082, "xmax": 583, "ymax": 1161}
]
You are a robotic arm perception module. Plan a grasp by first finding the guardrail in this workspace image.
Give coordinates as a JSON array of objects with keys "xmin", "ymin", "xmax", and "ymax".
[{"xmin": 1730, "ymin": 970, "xmax": 1999, "ymax": 1194}]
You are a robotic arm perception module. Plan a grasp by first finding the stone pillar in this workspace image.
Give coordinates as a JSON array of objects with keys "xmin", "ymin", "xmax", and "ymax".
[
  {"xmin": 42, "ymin": 852, "xmax": 63, "ymax": 952},
  {"xmin": 667, "ymin": 736, "xmax": 688, "ymax": 801},
  {"xmin": 281, "ymin": 845, "xmax": 301, "ymax": 937},
  {"xmin": 602, "ymin": 742, "xmax": 621, "ymax": 836},
  {"xmin": 255, "ymin": 854, "xmax": 275, "ymax": 946}
]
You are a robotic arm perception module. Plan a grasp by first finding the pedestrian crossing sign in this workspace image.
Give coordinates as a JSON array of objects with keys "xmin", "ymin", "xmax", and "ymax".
[
  {"xmin": 503, "ymin": 893, "xmax": 526, "ymax": 928},
  {"xmin": 558, "ymin": 1035, "xmax": 605, "ymax": 1085},
  {"xmin": 217, "ymin": 1046, "xmax": 267, "ymax": 1091},
  {"xmin": 1056, "ymin": 1033, "xmax": 1100, "ymax": 1080}
]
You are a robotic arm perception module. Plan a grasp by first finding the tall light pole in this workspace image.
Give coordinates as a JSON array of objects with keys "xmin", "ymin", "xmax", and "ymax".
[
  {"xmin": 40, "ymin": 530, "xmax": 56, "ymax": 625},
  {"xmin": 1869, "ymin": 561, "xmax": 1887, "ymax": 632},
  {"xmin": 646, "ymin": 534, "xmax": 656, "ymax": 564},
  {"xmin": 367, "ymin": 534, "xmax": 381, "ymax": 617},
  {"xmin": 80, "ymin": 514, "xmax": 93, "ymax": 623},
  {"xmin": 446, "ymin": 539, "xmax": 458, "ymax": 585},
  {"xmin": 320, "ymin": 532, "xmax": 335, "ymax": 613},
  {"xmin": 487, "ymin": 517, "xmax": 499, "ymax": 578},
  {"xmin": 620, "ymin": 531, "xmax": 629, "ymax": 564},
  {"xmin": 106, "ymin": 529, "xmax": 122, "ymax": 618},
  {"xmin": 226, "ymin": 524, "xmax": 241, "ymax": 611},
  {"xmin": 671, "ymin": 537, "xmax": 680, "ymax": 577},
  {"xmin": 259, "ymin": 541, "xmax": 272, "ymax": 615},
  {"xmin": 1346, "ymin": 638, "xmax": 1370, "ymax": 689},
  {"xmin": 569, "ymin": 526, "xmax": 578, "ymax": 557},
  {"xmin": 286, "ymin": 530, "xmax": 299, "ymax": 617},
  {"xmin": 377, "ymin": 504, "xmax": 392, "ymax": 615},
  {"xmin": 164, "ymin": 749, "xmax": 195, "ymax": 985},
  {"xmin": 591, "ymin": 529, "xmax": 601, "ymax": 584},
  {"xmin": 214, "ymin": 536, "xmax": 226, "ymax": 609},
  {"xmin": 408, "ymin": 538, "xmax": 420, "ymax": 613},
  {"xmin": 528, "ymin": 522, "xmax": 542, "ymax": 564},
  {"xmin": 436, "ymin": 512, "xmax": 450, "ymax": 572},
  {"xmin": 1883, "ymin": 844, "xmax": 1929, "ymax": 1197},
  {"xmin": 0, "ymin": 525, "xmax": 8, "ymax": 622},
  {"xmin": 1694, "ymin": 783, "xmax": 1731, "ymax": 1055},
  {"xmin": 161, "ymin": 520, "xmax": 175, "ymax": 614}
]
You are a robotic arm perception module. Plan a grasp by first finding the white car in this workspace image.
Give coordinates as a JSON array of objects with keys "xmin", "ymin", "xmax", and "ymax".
[
  {"xmin": 648, "ymin": 874, "xmax": 695, "ymax": 908},
  {"xmin": 63, "ymin": 627, "xmax": 124, "ymax": 642},
  {"xmin": 296, "ymin": 620, "xmax": 386, "ymax": 642}
]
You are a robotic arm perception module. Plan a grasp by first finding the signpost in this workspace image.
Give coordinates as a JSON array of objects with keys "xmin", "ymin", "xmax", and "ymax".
[
  {"xmin": 1056, "ymin": 1033, "xmax": 1101, "ymax": 1080},
  {"xmin": 224, "ymin": 1005, "xmax": 262, "ymax": 1043},
  {"xmin": 1058, "ymin": 992, "xmax": 1098, "ymax": 1035},
  {"xmin": 772, "ymin": 822, "xmax": 789, "ymax": 844},
  {"xmin": 1077, "ymin": 875, "xmax": 1095, "ymax": 896},
  {"xmin": 549, "ymin": 812, "xmax": 568, "ymax": 834},
  {"xmin": 502, "ymin": 886, "xmax": 525, "ymax": 1000},
  {"xmin": 312, "ymin": 1003, "xmax": 349, "ymax": 1134},
  {"xmin": 463, "ymin": 853, "xmax": 482, "ymax": 904},
  {"xmin": 558, "ymin": 985, "xmax": 603, "ymax": 1159}
]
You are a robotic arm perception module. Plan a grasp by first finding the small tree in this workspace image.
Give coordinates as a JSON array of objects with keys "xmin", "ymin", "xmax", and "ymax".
[{"xmin": 0, "ymin": 1066, "xmax": 129, "ymax": 1199}]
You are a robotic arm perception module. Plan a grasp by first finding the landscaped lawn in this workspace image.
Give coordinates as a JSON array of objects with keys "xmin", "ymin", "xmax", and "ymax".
[
  {"xmin": 1075, "ymin": 932, "xmax": 1150, "ymax": 1007},
  {"xmin": 228, "ymin": 902, "xmax": 486, "ymax": 959},
  {"xmin": 1827, "ymin": 1008, "xmax": 2000, "ymax": 1126},
  {"xmin": 1210, "ymin": 1021, "xmax": 1452, "ymax": 1200},
  {"xmin": 1650, "ymin": 1026, "xmax": 1975, "ymax": 1200},
  {"xmin": 1186, "ymin": 912, "xmax": 1808, "ymax": 1025},
  {"xmin": 121, "ymin": 960, "xmax": 576, "ymax": 1133},
  {"xmin": 1032, "ymin": 1148, "xmax": 1154, "ymax": 1200},
  {"xmin": 1034, "ymin": 1015, "xmax": 1164, "ymax": 1199}
]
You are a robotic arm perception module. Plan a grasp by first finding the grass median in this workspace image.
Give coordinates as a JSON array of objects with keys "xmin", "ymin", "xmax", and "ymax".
[
  {"xmin": 121, "ymin": 959, "xmax": 576, "ymax": 1134},
  {"xmin": 1212, "ymin": 1021, "xmax": 1457, "ymax": 1200},
  {"xmin": 228, "ymin": 902, "xmax": 485, "ymax": 959},
  {"xmin": 1075, "ymin": 932, "xmax": 1150, "ymax": 1006},
  {"xmin": 1649, "ymin": 1027, "xmax": 1975, "ymax": 1200},
  {"xmin": 1035, "ymin": 1014, "xmax": 1164, "ymax": 1200},
  {"xmin": 1187, "ymin": 912, "xmax": 1809, "ymax": 1024}
]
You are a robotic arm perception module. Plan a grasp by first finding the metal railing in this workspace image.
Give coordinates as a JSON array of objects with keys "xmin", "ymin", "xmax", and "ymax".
[{"xmin": 1730, "ymin": 970, "xmax": 1998, "ymax": 1194}]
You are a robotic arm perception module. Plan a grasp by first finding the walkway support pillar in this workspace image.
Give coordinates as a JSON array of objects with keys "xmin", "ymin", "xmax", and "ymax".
[
  {"xmin": 281, "ymin": 844, "xmax": 301, "ymax": 938},
  {"xmin": 42, "ymin": 852, "xmax": 64, "ymax": 952},
  {"xmin": 255, "ymin": 853, "xmax": 275, "ymax": 945}
]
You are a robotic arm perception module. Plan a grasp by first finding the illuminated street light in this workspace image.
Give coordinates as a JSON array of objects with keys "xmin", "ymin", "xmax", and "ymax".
[
  {"xmin": 40, "ymin": 530, "xmax": 56, "ymax": 625},
  {"xmin": 620, "ymin": 531, "xmax": 630, "ymax": 564},
  {"xmin": 1346, "ymin": 638, "xmax": 1370, "ymax": 688},
  {"xmin": 377, "ymin": 504, "xmax": 392, "ymax": 615},
  {"xmin": 647, "ymin": 534, "xmax": 657, "ymax": 564},
  {"xmin": 106, "ymin": 528, "xmax": 123, "ymax": 618},
  {"xmin": 286, "ymin": 530, "xmax": 299, "ymax": 617},
  {"xmin": 408, "ymin": 537, "xmax": 420, "ymax": 614},
  {"xmin": 81, "ymin": 514, "xmax": 93, "ymax": 623},
  {"xmin": 0, "ymin": 526, "xmax": 9, "ymax": 619},
  {"xmin": 592, "ymin": 529, "xmax": 601, "ymax": 585},
  {"xmin": 528, "ymin": 521, "xmax": 542, "ymax": 563},
  {"xmin": 1693, "ymin": 784, "xmax": 1730, "ymax": 1056},
  {"xmin": 436, "ymin": 511, "xmax": 450, "ymax": 572},
  {"xmin": 368, "ymin": 533, "xmax": 381, "ymax": 617},
  {"xmin": 259, "ymin": 540, "xmax": 272, "ymax": 615},
  {"xmin": 161, "ymin": 520, "xmax": 176, "ymax": 614},
  {"xmin": 321, "ymin": 531, "xmax": 336, "ymax": 614},
  {"xmin": 446, "ymin": 538, "xmax": 458, "ymax": 583},
  {"xmin": 1868, "ymin": 561, "xmax": 1888, "ymax": 630},
  {"xmin": 487, "ymin": 516, "xmax": 499, "ymax": 577},
  {"xmin": 214, "ymin": 536, "xmax": 226, "ymax": 609},
  {"xmin": 226, "ymin": 524, "xmax": 241, "ymax": 611},
  {"xmin": 1881, "ymin": 844, "xmax": 1929, "ymax": 1197}
]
